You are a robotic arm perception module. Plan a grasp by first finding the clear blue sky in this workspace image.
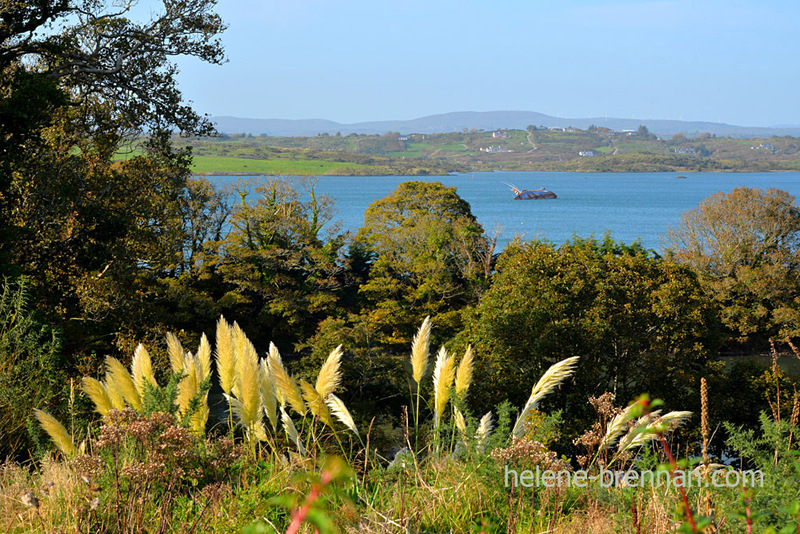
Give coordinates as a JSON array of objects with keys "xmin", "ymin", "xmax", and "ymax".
[{"xmin": 173, "ymin": 0, "xmax": 800, "ymax": 127}]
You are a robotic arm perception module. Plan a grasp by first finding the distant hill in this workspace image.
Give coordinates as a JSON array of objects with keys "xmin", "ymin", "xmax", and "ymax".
[{"xmin": 211, "ymin": 111, "xmax": 800, "ymax": 138}]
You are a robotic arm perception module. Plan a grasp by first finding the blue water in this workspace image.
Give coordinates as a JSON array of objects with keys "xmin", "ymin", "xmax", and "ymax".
[{"xmin": 207, "ymin": 172, "xmax": 800, "ymax": 252}]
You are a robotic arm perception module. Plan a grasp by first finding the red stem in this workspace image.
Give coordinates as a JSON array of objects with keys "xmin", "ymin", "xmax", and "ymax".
[
  {"xmin": 742, "ymin": 487, "xmax": 753, "ymax": 534},
  {"xmin": 659, "ymin": 435, "xmax": 697, "ymax": 532},
  {"xmin": 285, "ymin": 471, "xmax": 333, "ymax": 534}
]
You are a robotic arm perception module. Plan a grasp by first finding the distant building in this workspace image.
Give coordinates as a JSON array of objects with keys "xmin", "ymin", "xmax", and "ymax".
[
  {"xmin": 399, "ymin": 135, "xmax": 409, "ymax": 141},
  {"xmin": 492, "ymin": 131, "xmax": 510, "ymax": 138},
  {"xmin": 578, "ymin": 150, "xmax": 596, "ymax": 157},
  {"xmin": 672, "ymin": 147, "xmax": 696, "ymax": 155},
  {"xmin": 751, "ymin": 143, "xmax": 776, "ymax": 151},
  {"xmin": 480, "ymin": 146, "xmax": 512, "ymax": 153}
]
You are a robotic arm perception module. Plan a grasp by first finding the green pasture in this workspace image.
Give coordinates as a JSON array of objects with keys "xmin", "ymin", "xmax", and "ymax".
[{"xmin": 190, "ymin": 156, "xmax": 369, "ymax": 175}]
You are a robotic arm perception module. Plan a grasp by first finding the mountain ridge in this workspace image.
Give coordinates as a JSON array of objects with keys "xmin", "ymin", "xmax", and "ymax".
[{"xmin": 211, "ymin": 111, "xmax": 800, "ymax": 138}]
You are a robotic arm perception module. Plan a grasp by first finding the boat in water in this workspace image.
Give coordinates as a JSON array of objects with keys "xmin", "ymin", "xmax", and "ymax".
[{"xmin": 504, "ymin": 183, "xmax": 557, "ymax": 200}]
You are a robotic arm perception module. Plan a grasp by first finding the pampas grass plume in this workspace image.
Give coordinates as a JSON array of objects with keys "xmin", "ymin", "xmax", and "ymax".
[
  {"xmin": 600, "ymin": 403, "xmax": 636, "ymax": 451},
  {"xmin": 454, "ymin": 408, "xmax": 467, "ymax": 434},
  {"xmin": 316, "ymin": 345, "xmax": 343, "ymax": 399},
  {"xmin": 476, "ymin": 411, "xmax": 493, "ymax": 451},
  {"xmin": 105, "ymin": 356, "xmax": 142, "ymax": 411},
  {"xmin": 454, "ymin": 345, "xmax": 474, "ymax": 400},
  {"xmin": 267, "ymin": 342, "xmax": 285, "ymax": 406},
  {"xmin": 166, "ymin": 332, "xmax": 186, "ymax": 373},
  {"xmin": 432, "ymin": 346, "xmax": 456, "ymax": 429},
  {"xmin": 326, "ymin": 394, "xmax": 359, "ymax": 437},
  {"xmin": 268, "ymin": 343, "xmax": 306, "ymax": 415},
  {"xmin": 512, "ymin": 355, "xmax": 580, "ymax": 438},
  {"xmin": 215, "ymin": 317, "xmax": 236, "ymax": 396},
  {"xmin": 104, "ymin": 377, "xmax": 126, "ymax": 411},
  {"xmin": 237, "ymin": 341, "xmax": 263, "ymax": 433},
  {"xmin": 131, "ymin": 344, "xmax": 157, "ymax": 397},
  {"xmin": 259, "ymin": 359, "xmax": 278, "ymax": 430},
  {"xmin": 196, "ymin": 333, "xmax": 212, "ymax": 381},
  {"xmin": 617, "ymin": 410, "xmax": 662, "ymax": 451},
  {"xmin": 230, "ymin": 321, "xmax": 250, "ymax": 398},
  {"xmin": 410, "ymin": 316, "xmax": 431, "ymax": 384},
  {"xmin": 34, "ymin": 409, "xmax": 75, "ymax": 457},
  {"xmin": 176, "ymin": 357, "xmax": 199, "ymax": 417},
  {"xmin": 81, "ymin": 377, "xmax": 112, "ymax": 416},
  {"xmin": 300, "ymin": 379, "xmax": 333, "ymax": 428},
  {"xmin": 281, "ymin": 406, "xmax": 305, "ymax": 456}
]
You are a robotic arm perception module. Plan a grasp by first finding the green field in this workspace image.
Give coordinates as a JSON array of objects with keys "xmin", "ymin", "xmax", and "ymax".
[
  {"xmin": 161, "ymin": 128, "xmax": 800, "ymax": 174},
  {"xmin": 190, "ymin": 156, "xmax": 369, "ymax": 175}
]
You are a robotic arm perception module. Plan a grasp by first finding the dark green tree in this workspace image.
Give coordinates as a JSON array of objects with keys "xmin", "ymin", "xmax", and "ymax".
[
  {"xmin": 665, "ymin": 186, "xmax": 800, "ymax": 344},
  {"xmin": 354, "ymin": 181, "xmax": 492, "ymax": 348},
  {"xmin": 219, "ymin": 178, "xmax": 350, "ymax": 348},
  {"xmin": 460, "ymin": 236, "xmax": 717, "ymax": 432},
  {"xmin": 1, "ymin": 0, "xmax": 227, "ymax": 357}
]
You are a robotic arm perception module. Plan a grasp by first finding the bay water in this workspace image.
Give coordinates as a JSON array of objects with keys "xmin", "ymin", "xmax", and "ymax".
[{"xmin": 207, "ymin": 171, "xmax": 800, "ymax": 252}]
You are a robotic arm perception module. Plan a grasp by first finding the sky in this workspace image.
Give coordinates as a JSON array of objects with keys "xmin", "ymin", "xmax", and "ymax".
[{"xmin": 169, "ymin": 0, "xmax": 800, "ymax": 127}]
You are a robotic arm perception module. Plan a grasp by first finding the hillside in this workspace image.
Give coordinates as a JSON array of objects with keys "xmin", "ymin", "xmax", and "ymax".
[
  {"xmin": 175, "ymin": 126, "xmax": 800, "ymax": 175},
  {"xmin": 210, "ymin": 111, "xmax": 800, "ymax": 138}
]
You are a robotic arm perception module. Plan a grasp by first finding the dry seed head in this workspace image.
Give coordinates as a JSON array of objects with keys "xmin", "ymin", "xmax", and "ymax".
[
  {"xmin": 410, "ymin": 316, "xmax": 431, "ymax": 384},
  {"xmin": 326, "ymin": 394, "xmax": 359, "ymax": 437},
  {"xmin": 512, "ymin": 356, "xmax": 580, "ymax": 438},
  {"xmin": 627, "ymin": 410, "xmax": 694, "ymax": 451},
  {"xmin": 176, "ymin": 357, "xmax": 199, "ymax": 418},
  {"xmin": 476, "ymin": 411, "xmax": 494, "ymax": 451},
  {"xmin": 259, "ymin": 359, "xmax": 278, "ymax": 430},
  {"xmin": 131, "ymin": 344, "xmax": 157, "ymax": 397},
  {"xmin": 454, "ymin": 345, "xmax": 474, "ymax": 401},
  {"xmin": 105, "ymin": 356, "xmax": 142, "ymax": 411},
  {"xmin": 196, "ymin": 333, "xmax": 212, "ymax": 381},
  {"xmin": 477, "ymin": 411, "xmax": 494, "ymax": 439},
  {"xmin": 454, "ymin": 407, "xmax": 467, "ymax": 435},
  {"xmin": 237, "ymin": 342, "xmax": 263, "ymax": 431},
  {"xmin": 701, "ymin": 377, "xmax": 710, "ymax": 462},
  {"xmin": 81, "ymin": 377, "xmax": 112, "ymax": 416},
  {"xmin": 600, "ymin": 403, "xmax": 636, "ymax": 451},
  {"xmin": 316, "ymin": 345, "xmax": 343, "ymax": 399},
  {"xmin": 230, "ymin": 321, "xmax": 250, "ymax": 398},
  {"xmin": 300, "ymin": 379, "xmax": 334, "ymax": 428},
  {"xmin": 191, "ymin": 393, "xmax": 209, "ymax": 436},
  {"xmin": 103, "ymin": 375, "xmax": 127, "ymax": 411},
  {"xmin": 281, "ymin": 406, "xmax": 305, "ymax": 456},
  {"xmin": 34, "ymin": 409, "xmax": 76, "ymax": 457},
  {"xmin": 166, "ymin": 332, "xmax": 187, "ymax": 373},
  {"xmin": 267, "ymin": 342, "xmax": 285, "ymax": 405},
  {"xmin": 432, "ymin": 346, "xmax": 456, "ymax": 429},
  {"xmin": 268, "ymin": 344, "xmax": 306, "ymax": 415},
  {"xmin": 215, "ymin": 317, "xmax": 236, "ymax": 395},
  {"xmin": 617, "ymin": 410, "xmax": 662, "ymax": 452}
]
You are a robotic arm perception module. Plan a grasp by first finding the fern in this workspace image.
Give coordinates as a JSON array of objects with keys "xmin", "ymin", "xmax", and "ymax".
[{"xmin": 141, "ymin": 372, "xmax": 184, "ymax": 416}]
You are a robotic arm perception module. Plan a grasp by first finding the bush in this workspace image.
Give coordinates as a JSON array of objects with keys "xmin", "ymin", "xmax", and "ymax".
[{"xmin": 0, "ymin": 276, "xmax": 64, "ymax": 458}]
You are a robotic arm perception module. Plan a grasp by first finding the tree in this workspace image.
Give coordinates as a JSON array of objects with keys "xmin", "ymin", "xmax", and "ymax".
[
  {"xmin": 1, "ymin": 0, "xmax": 227, "ymax": 356},
  {"xmin": 665, "ymin": 187, "xmax": 800, "ymax": 343},
  {"xmin": 354, "ymin": 181, "xmax": 492, "ymax": 347},
  {"xmin": 460, "ymin": 237, "xmax": 716, "ymax": 430},
  {"xmin": 219, "ymin": 178, "xmax": 350, "ymax": 348}
]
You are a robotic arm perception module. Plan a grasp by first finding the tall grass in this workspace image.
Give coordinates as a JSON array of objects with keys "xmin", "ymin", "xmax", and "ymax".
[{"xmin": 21, "ymin": 315, "xmax": 800, "ymax": 534}]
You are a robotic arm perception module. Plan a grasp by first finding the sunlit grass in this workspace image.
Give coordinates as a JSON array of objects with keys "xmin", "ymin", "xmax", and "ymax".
[{"xmin": 190, "ymin": 156, "xmax": 370, "ymax": 175}]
